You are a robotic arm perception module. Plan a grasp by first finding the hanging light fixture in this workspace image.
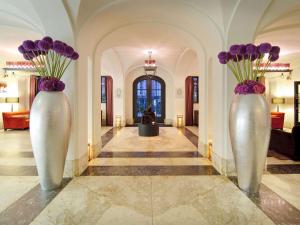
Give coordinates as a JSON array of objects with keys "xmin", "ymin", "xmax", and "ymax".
[{"xmin": 144, "ymin": 50, "xmax": 157, "ymax": 76}]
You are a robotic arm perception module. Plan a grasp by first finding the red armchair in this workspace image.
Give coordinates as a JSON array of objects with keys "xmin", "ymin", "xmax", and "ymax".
[
  {"xmin": 271, "ymin": 112, "xmax": 285, "ymax": 130},
  {"xmin": 2, "ymin": 111, "xmax": 30, "ymax": 130}
]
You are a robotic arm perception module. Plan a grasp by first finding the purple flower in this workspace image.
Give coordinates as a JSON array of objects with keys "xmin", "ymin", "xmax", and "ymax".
[
  {"xmin": 250, "ymin": 52, "xmax": 259, "ymax": 61},
  {"xmin": 246, "ymin": 44, "xmax": 257, "ymax": 54},
  {"xmin": 269, "ymin": 53, "xmax": 279, "ymax": 62},
  {"xmin": 38, "ymin": 40, "xmax": 51, "ymax": 51},
  {"xmin": 270, "ymin": 46, "xmax": 280, "ymax": 55},
  {"xmin": 239, "ymin": 44, "xmax": 247, "ymax": 55},
  {"xmin": 234, "ymin": 80, "xmax": 265, "ymax": 95},
  {"xmin": 18, "ymin": 45, "xmax": 26, "ymax": 54},
  {"xmin": 232, "ymin": 54, "xmax": 243, "ymax": 62},
  {"xmin": 23, "ymin": 54, "xmax": 33, "ymax": 60},
  {"xmin": 42, "ymin": 36, "xmax": 53, "ymax": 45},
  {"xmin": 258, "ymin": 43, "xmax": 272, "ymax": 54},
  {"xmin": 38, "ymin": 77, "xmax": 65, "ymax": 91},
  {"xmin": 218, "ymin": 51, "xmax": 231, "ymax": 64},
  {"xmin": 64, "ymin": 45, "xmax": 74, "ymax": 57},
  {"xmin": 23, "ymin": 40, "xmax": 36, "ymax": 51},
  {"xmin": 53, "ymin": 40, "xmax": 65, "ymax": 55},
  {"xmin": 229, "ymin": 44, "xmax": 241, "ymax": 55},
  {"xmin": 70, "ymin": 51, "xmax": 79, "ymax": 60}
]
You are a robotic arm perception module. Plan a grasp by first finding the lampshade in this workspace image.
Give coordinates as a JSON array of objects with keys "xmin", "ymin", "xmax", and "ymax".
[
  {"xmin": 272, "ymin": 97, "xmax": 285, "ymax": 104},
  {"xmin": 6, "ymin": 97, "xmax": 19, "ymax": 103}
]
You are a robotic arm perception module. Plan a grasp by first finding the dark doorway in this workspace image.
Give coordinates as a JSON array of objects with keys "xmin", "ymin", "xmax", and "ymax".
[
  {"xmin": 101, "ymin": 76, "xmax": 113, "ymax": 126},
  {"xmin": 133, "ymin": 75, "xmax": 165, "ymax": 123}
]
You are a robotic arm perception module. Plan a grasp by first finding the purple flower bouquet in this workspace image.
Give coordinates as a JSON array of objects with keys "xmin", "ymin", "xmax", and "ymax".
[
  {"xmin": 18, "ymin": 36, "xmax": 79, "ymax": 91},
  {"xmin": 218, "ymin": 43, "xmax": 280, "ymax": 94}
]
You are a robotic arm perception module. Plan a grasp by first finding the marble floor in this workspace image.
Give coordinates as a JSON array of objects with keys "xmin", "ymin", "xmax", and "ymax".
[{"xmin": 0, "ymin": 127, "xmax": 300, "ymax": 225}]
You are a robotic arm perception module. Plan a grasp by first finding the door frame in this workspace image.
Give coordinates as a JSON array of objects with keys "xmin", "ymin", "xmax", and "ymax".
[{"xmin": 133, "ymin": 75, "xmax": 166, "ymax": 123}]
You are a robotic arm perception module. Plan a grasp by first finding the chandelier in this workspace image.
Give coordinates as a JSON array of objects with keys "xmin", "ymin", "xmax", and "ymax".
[{"xmin": 144, "ymin": 51, "xmax": 157, "ymax": 76}]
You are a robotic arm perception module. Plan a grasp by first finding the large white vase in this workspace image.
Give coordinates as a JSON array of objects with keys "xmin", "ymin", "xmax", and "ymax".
[
  {"xmin": 229, "ymin": 94, "xmax": 270, "ymax": 194},
  {"xmin": 30, "ymin": 91, "xmax": 71, "ymax": 190}
]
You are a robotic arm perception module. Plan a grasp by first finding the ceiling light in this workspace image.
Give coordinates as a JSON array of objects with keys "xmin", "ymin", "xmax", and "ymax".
[{"xmin": 144, "ymin": 50, "xmax": 157, "ymax": 76}]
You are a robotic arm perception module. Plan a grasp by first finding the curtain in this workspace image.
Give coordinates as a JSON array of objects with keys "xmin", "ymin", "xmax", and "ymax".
[
  {"xmin": 185, "ymin": 76, "xmax": 193, "ymax": 126},
  {"xmin": 29, "ymin": 75, "xmax": 38, "ymax": 109},
  {"xmin": 106, "ymin": 76, "xmax": 113, "ymax": 126}
]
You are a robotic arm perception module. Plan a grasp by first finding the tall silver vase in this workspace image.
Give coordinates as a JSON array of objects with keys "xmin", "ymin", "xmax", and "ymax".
[
  {"xmin": 229, "ymin": 94, "xmax": 270, "ymax": 194},
  {"xmin": 30, "ymin": 91, "xmax": 71, "ymax": 190}
]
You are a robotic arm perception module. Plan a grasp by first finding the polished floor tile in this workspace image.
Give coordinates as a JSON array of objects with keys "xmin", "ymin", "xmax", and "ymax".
[
  {"xmin": 0, "ymin": 176, "xmax": 39, "ymax": 213},
  {"xmin": 82, "ymin": 165, "xmax": 219, "ymax": 176},
  {"xmin": 0, "ymin": 158, "xmax": 35, "ymax": 166},
  {"xmin": 89, "ymin": 157, "xmax": 211, "ymax": 166},
  {"xmin": 185, "ymin": 126, "xmax": 198, "ymax": 136},
  {"xmin": 102, "ymin": 127, "xmax": 197, "ymax": 152},
  {"xmin": 0, "ymin": 178, "xmax": 71, "ymax": 225},
  {"xmin": 98, "ymin": 151, "xmax": 201, "ymax": 158},
  {"xmin": 152, "ymin": 176, "xmax": 275, "ymax": 225},
  {"xmin": 30, "ymin": 177, "xmax": 152, "ymax": 225},
  {"xmin": 29, "ymin": 176, "xmax": 276, "ymax": 225},
  {"xmin": 263, "ymin": 174, "xmax": 300, "ymax": 210}
]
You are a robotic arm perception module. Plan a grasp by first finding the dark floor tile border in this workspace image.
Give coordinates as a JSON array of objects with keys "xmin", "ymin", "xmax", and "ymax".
[
  {"xmin": 125, "ymin": 124, "xmax": 173, "ymax": 127},
  {"xmin": 0, "ymin": 151, "xmax": 34, "ymax": 158},
  {"xmin": 97, "ymin": 151, "xmax": 202, "ymax": 158},
  {"xmin": 101, "ymin": 127, "xmax": 121, "ymax": 148},
  {"xmin": 267, "ymin": 164, "xmax": 300, "ymax": 174},
  {"xmin": 0, "ymin": 178, "xmax": 71, "ymax": 225},
  {"xmin": 0, "ymin": 166, "xmax": 37, "ymax": 176},
  {"xmin": 229, "ymin": 177, "xmax": 300, "ymax": 225},
  {"xmin": 178, "ymin": 127, "xmax": 199, "ymax": 148},
  {"xmin": 81, "ymin": 165, "xmax": 219, "ymax": 176}
]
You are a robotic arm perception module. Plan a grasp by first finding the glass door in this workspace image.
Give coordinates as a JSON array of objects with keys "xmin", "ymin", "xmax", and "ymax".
[{"xmin": 133, "ymin": 75, "xmax": 165, "ymax": 123}]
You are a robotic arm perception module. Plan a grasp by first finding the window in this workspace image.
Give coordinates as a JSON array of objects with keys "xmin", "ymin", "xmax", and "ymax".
[
  {"xmin": 133, "ymin": 75, "xmax": 165, "ymax": 123},
  {"xmin": 192, "ymin": 76, "xmax": 199, "ymax": 103},
  {"xmin": 101, "ymin": 76, "xmax": 106, "ymax": 103}
]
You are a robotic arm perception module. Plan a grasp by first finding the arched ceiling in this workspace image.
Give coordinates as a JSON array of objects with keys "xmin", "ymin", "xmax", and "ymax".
[
  {"xmin": 255, "ymin": 0, "xmax": 300, "ymax": 56},
  {"xmin": 0, "ymin": 0, "xmax": 44, "ymax": 60},
  {"xmin": 99, "ymin": 23, "xmax": 199, "ymax": 75}
]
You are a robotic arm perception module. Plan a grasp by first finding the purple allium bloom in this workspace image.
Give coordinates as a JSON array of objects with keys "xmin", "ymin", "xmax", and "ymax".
[
  {"xmin": 246, "ymin": 44, "xmax": 257, "ymax": 54},
  {"xmin": 23, "ymin": 54, "xmax": 33, "ymax": 60},
  {"xmin": 53, "ymin": 40, "xmax": 65, "ymax": 55},
  {"xmin": 64, "ymin": 45, "xmax": 74, "ymax": 57},
  {"xmin": 18, "ymin": 45, "xmax": 26, "ymax": 54},
  {"xmin": 239, "ymin": 44, "xmax": 247, "ymax": 55},
  {"xmin": 42, "ymin": 36, "xmax": 53, "ymax": 44},
  {"xmin": 229, "ymin": 44, "xmax": 241, "ymax": 55},
  {"xmin": 269, "ymin": 53, "xmax": 279, "ymax": 62},
  {"xmin": 38, "ymin": 77, "xmax": 65, "ymax": 91},
  {"xmin": 218, "ymin": 51, "xmax": 230, "ymax": 64},
  {"xmin": 270, "ymin": 46, "xmax": 280, "ymax": 55},
  {"xmin": 232, "ymin": 54, "xmax": 243, "ymax": 62},
  {"xmin": 23, "ymin": 40, "xmax": 36, "ymax": 51},
  {"xmin": 250, "ymin": 52, "xmax": 259, "ymax": 61},
  {"xmin": 234, "ymin": 80, "xmax": 265, "ymax": 95},
  {"xmin": 70, "ymin": 51, "xmax": 79, "ymax": 60},
  {"xmin": 38, "ymin": 40, "xmax": 51, "ymax": 51},
  {"xmin": 258, "ymin": 43, "xmax": 272, "ymax": 54}
]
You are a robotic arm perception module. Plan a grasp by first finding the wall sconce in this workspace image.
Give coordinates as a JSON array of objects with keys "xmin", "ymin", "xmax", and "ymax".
[
  {"xmin": 272, "ymin": 97, "xmax": 285, "ymax": 112},
  {"xmin": 177, "ymin": 115, "xmax": 183, "ymax": 128},
  {"xmin": 87, "ymin": 143, "xmax": 93, "ymax": 161},
  {"xmin": 115, "ymin": 115, "xmax": 121, "ymax": 128},
  {"xmin": 208, "ymin": 141, "xmax": 213, "ymax": 161}
]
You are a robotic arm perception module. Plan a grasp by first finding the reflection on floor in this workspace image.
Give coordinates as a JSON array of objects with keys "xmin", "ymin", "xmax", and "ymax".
[
  {"xmin": 185, "ymin": 126, "xmax": 198, "ymax": 136},
  {"xmin": 101, "ymin": 126, "xmax": 113, "ymax": 136},
  {"xmin": 0, "ymin": 127, "xmax": 300, "ymax": 224}
]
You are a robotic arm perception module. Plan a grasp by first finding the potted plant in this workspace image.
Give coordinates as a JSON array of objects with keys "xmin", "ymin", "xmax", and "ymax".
[
  {"xmin": 18, "ymin": 36, "xmax": 79, "ymax": 190},
  {"xmin": 218, "ymin": 43, "xmax": 280, "ymax": 194}
]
